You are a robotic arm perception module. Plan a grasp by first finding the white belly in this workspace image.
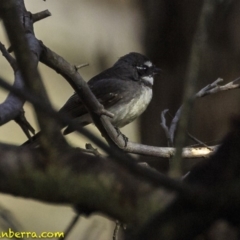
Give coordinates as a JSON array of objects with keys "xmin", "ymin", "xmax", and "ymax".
[{"xmin": 109, "ymin": 86, "xmax": 152, "ymax": 128}]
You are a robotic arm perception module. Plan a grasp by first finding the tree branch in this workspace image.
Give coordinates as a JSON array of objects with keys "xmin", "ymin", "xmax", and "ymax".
[
  {"xmin": 0, "ymin": 143, "xmax": 176, "ymax": 231},
  {"xmin": 32, "ymin": 10, "xmax": 51, "ymax": 23},
  {"xmin": 0, "ymin": 42, "xmax": 25, "ymax": 125},
  {"xmin": 0, "ymin": 0, "xmax": 67, "ymax": 153},
  {"xmin": 168, "ymin": 77, "xmax": 240, "ymax": 144},
  {"xmin": 0, "ymin": 76, "xmax": 196, "ymax": 197},
  {"xmin": 137, "ymin": 119, "xmax": 240, "ymax": 240}
]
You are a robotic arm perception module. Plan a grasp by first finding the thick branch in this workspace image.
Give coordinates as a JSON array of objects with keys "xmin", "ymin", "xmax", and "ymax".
[
  {"xmin": 137, "ymin": 119, "xmax": 240, "ymax": 240},
  {"xmin": 126, "ymin": 142, "xmax": 216, "ymax": 158},
  {"xmin": 0, "ymin": 143, "xmax": 175, "ymax": 231},
  {"xmin": 40, "ymin": 43, "xmax": 124, "ymax": 149},
  {"xmin": 0, "ymin": 123, "xmax": 239, "ymax": 240},
  {"xmin": 0, "ymin": 43, "xmax": 25, "ymax": 125},
  {"xmin": 0, "ymin": 76, "xmax": 196, "ymax": 197},
  {"xmin": 0, "ymin": 0, "xmax": 66, "ymax": 152}
]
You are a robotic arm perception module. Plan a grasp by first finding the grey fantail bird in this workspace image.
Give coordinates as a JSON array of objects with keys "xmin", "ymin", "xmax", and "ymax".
[{"xmin": 23, "ymin": 52, "xmax": 160, "ymax": 145}]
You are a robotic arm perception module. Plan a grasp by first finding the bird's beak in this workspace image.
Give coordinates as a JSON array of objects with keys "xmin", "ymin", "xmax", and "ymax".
[{"xmin": 153, "ymin": 67, "xmax": 162, "ymax": 75}]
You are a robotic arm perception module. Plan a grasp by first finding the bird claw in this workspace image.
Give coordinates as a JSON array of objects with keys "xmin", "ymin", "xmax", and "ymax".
[
  {"xmin": 114, "ymin": 127, "xmax": 128, "ymax": 147},
  {"xmin": 99, "ymin": 108, "xmax": 114, "ymax": 118}
]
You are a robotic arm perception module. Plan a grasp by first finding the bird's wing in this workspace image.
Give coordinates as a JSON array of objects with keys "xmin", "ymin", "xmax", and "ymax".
[
  {"xmin": 89, "ymin": 78, "xmax": 125, "ymax": 108},
  {"xmin": 59, "ymin": 78, "xmax": 125, "ymax": 120},
  {"xmin": 58, "ymin": 93, "xmax": 87, "ymax": 119},
  {"xmin": 60, "ymin": 78, "xmax": 127, "ymax": 135}
]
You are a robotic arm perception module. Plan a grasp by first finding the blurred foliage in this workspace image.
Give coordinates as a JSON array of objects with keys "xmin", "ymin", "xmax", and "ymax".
[{"xmin": 139, "ymin": 0, "xmax": 240, "ymax": 172}]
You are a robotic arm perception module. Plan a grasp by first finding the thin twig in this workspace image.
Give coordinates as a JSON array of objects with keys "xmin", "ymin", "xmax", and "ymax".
[
  {"xmin": 14, "ymin": 109, "xmax": 35, "ymax": 139},
  {"xmin": 160, "ymin": 109, "xmax": 173, "ymax": 147},
  {"xmin": 187, "ymin": 132, "xmax": 212, "ymax": 151},
  {"xmin": 113, "ymin": 221, "xmax": 121, "ymax": 240},
  {"xmin": 75, "ymin": 63, "xmax": 89, "ymax": 70},
  {"xmin": 195, "ymin": 78, "xmax": 223, "ymax": 97},
  {"xmin": 32, "ymin": 10, "xmax": 51, "ymax": 23},
  {"xmin": 0, "ymin": 42, "xmax": 17, "ymax": 70},
  {"xmin": 59, "ymin": 214, "xmax": 80, "ymax": 240},
  {"xmin": 85, "ymin": 143, "xmax": 101, "ymax": 156},
  {"xmin": 169, "ymin": 77, "xmax": 240, "ymax": 144},
  {"xmin": 196, "ymin": 77, "xmax": 240, "ymax": 97},
  {"xmin": 169, "ymin": 106, "xmax": 182, "ymax": 144}
]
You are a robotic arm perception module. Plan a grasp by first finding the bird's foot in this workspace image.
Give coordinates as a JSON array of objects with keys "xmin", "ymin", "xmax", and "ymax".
[
  {"xmin": 114, "ymin": 127, "xmax": 128, "ymax": 147},
  {"xmin": 97, "ymin": 106, "xmax": 114, "ymax": 119}
]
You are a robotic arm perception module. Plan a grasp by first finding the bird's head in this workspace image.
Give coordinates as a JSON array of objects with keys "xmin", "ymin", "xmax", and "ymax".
[{"xmin": 114, "ymin": 52, "xmax": 161, "ymax": 86}]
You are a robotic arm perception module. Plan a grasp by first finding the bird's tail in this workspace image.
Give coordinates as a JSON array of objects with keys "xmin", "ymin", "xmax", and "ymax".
[
  {"xmin": 62, "ymin": 114, "xmax": 92, "ymax": 135},
  {"xmin": 21, "ymin": 114, "xmax": 92, "ymax": 147}
]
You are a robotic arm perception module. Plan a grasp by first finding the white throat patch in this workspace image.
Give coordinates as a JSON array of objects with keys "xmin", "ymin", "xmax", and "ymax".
[{"xmin": 142, "ymin": 75, "xmax": 154, "ymax": 85}]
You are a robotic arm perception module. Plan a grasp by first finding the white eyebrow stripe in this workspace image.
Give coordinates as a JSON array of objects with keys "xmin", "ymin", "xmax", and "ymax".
[
  {"xmin": 144, "ymin": 61, "xmax": 153, "ymax": 67},
  {"xmin": 137, "ymin": 66, "xmax": 146, "ymax": 70}
]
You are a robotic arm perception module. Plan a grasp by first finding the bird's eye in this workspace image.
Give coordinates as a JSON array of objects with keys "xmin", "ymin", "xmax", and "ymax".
[{"xmin": 136, "ymin": 65, "xmax": 148, "ymax": 71}]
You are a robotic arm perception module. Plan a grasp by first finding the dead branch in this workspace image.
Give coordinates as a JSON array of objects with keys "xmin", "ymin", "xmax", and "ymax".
[
  {"xmin": 168, "ymin": 77, "xmax": 240, "ymax": 146},
  {"xmin": 32, "ymin": 10, "xmax": 51, "ymax": 23}
]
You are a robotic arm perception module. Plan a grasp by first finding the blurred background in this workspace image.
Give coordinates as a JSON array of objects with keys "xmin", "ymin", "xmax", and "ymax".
[{"xmin": 0, "ymin": 0, "xmax": 240, "ymax": 239}]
